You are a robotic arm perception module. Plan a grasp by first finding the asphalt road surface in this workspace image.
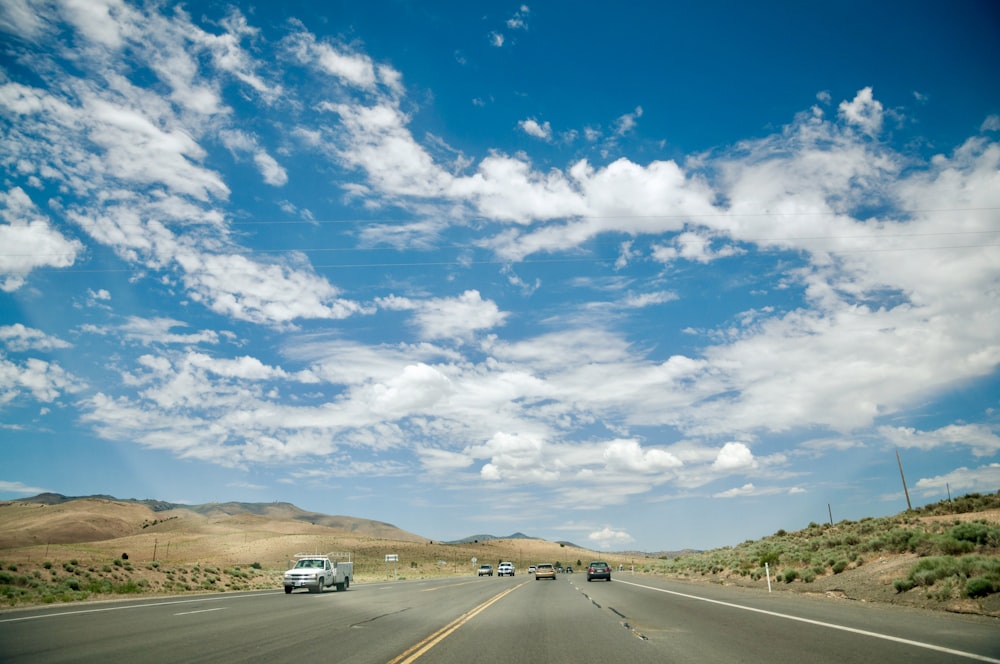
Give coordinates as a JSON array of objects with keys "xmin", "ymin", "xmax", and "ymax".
[{"xmin": 1, "ymin": 573, "xmax": 998, "ymax": 663}]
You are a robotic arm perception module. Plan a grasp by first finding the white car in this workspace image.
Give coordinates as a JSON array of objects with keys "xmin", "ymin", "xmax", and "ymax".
[
  {"xmin": 477, "ymin": 564, "xmax": 494, "ymax": 576},
  {"xmin": 497, "ymin": 562, "xmax": 515, "ymax": 576}
]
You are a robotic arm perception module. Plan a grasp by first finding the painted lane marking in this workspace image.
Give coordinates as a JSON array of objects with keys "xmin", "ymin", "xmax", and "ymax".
[
  {"xmin": 387, "ymin": 582, "xmax": 528, "ymax": 663},
  {"xmin": 615, "ymin": 579, "xmax": 1000, "ymax": 663},
  {"xmin": 174, "ymin": 607, "xmax": 226, "ymax": 616}
]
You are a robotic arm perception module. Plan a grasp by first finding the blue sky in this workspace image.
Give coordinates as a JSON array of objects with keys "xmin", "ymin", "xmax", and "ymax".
[{"xmin": 1, "ymin": 0, "xmax": 998, "ymax": 552}]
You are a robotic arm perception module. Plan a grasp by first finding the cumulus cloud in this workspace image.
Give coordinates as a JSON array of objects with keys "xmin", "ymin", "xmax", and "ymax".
[
  {"xmin": 602, "ymin": 439, "xmax": 682, "ymax": 473},
  {"xmin": 1, "ymin": 3, "xmax": 997, "ymax": 541},
  {"xmin": 838, "ymin": 86, "xmax": 883, "ymax": 136},
  {"xmin": 588, "ymin": 526, "xmax": 634, "ymax": 549},
  {"xmin": 712, "ymin": 442, "xmax": 756, "ymax": 471},
  {"xmin": 913, "ymin": 464, "xmax": 1000, "ymax": 496}
]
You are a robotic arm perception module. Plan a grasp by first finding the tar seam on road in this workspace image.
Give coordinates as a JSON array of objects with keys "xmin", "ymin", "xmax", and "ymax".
[
  {"xmin": 615, "ymin": 578, "xmax": 1000, "ymax": 663},
  {"xmin": 386, "ymin": 582, "xmax": 527, "ymax": 664}
]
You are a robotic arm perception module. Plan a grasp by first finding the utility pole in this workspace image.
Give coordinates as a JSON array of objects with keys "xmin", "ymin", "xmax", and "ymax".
[{"xmin": 896, "ymin": 449, "xmax": 912, "ymax": 511}]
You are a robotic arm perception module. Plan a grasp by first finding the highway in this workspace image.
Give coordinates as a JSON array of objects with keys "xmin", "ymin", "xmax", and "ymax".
[{"xmin": 1, "ymin": 573, "xmax": 997, "ymax": 663}]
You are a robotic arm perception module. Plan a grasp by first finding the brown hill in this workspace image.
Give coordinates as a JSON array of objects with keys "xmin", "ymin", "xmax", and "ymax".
[
  {"xmin": 2, "ymin": 495, "xmax": 426, "ymax": 548},
  {"xmin": 0, "ymin": 496, "xmax": 613, "ymax": 576}
]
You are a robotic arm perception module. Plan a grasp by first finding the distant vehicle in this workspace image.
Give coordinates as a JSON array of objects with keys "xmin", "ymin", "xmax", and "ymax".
[
  {"xmin": 565, "ymin": 566, "xmax": 573, "ymax": 573},
  {"xmin": 586, "ymin": 561, "xmax": 611, "ymax": 582},
  {"xmin": 478, "ymin": 564, "xmax": 494, "ymax": 576},
  {"xmin": 284, "ymin": 552, "xmax": 352, "ymax": 593},
  {"xmin": 497, "ymin": 562, "xmax": 515, "ymax": 576},
  {"xmin": 527, "ymin": 566, "xmax": 536, "ymax": 574},
  {"xmin": 534, "ymin": 563, "xmax": 556, "ymax": 580}
]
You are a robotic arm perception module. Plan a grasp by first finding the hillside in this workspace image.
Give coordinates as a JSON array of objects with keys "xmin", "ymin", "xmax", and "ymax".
[
  {"xmin": 7, "ymin": 494, "xmax": 426, "ymax": 544},
  {"xmin": 0, "ymin": 494, "xmax": 618, "ymax": 608},
  {"xmin": 646, "ymin": 492, "xmax": 1000, "ymax": 617}
]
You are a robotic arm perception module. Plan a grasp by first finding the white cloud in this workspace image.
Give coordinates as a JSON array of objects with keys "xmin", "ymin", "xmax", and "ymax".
[
  {"xmin": 519, "ymin": 118, "xmax": 552, "ymax": 141},
  {"xmin": 879, "ymin": 424, "xmax": 1000, "ymax": 458},
  {"xmin": 0, "ymin": 324, "xmax": 72, "ymax": 353},
  {"xmin": 602, "ymin": 439, "xmax": 682, "ymax": 473},
  {"xmin": 913, "ymin": 464, "xmax": 1000, "ymax": 496},
  {"xmin": 253, "ymin": 150, "xmax": 288, "ymax": 186},
  {"xmin": 712, "ymin": 442, "xmax": 756, "ymax": 470},
  {"xmin": 0, "ymin": 356, "xmax": 85, "ymax": 405},
  {"xmin": 0, "ymin": 188, "xmax": 83, "ymax": 291},
  {"xmin": 507, "ymin": 6, "xmax": 531, "ymax": 30},
  {"xmin": 368, "ymin": 363, "xmax": 454, "ymax": 414},
  {"xmin": 284, "ymin": 30, "xmax": 379, "ymax": 90},
  {"xmin": 620, "ymin": 291, "xmax": 678, "ymax": 308},
  {"xmin": 381, "ymin": 290, "xmax": 507, "ymax": 341},
  {"xmin": 837, "ymin": 86, "xmax": 883, "ymax": 136},
  {"xmin": 0, "ymin": 480, "xmax": 50, "ymax": 495},
  {"xmin": 614, "ymin": 106, "xmax": 643, "ymax": 136},
  {"xmin": 713, "ymin": 482, "xmax": 793, "ymax": 498},
  {"xmin": 587, "ymin": 526, "xmax": 634, "ymax": 549}
]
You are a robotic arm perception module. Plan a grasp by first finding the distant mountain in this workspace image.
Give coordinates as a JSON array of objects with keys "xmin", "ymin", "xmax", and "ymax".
[
  {"xmin": 12, "ymin": 493, "xmax": 426, "ymax": 543},
  {"xmin": 445, "ymin": 532, "xmax": 544, "ymax": 544}
]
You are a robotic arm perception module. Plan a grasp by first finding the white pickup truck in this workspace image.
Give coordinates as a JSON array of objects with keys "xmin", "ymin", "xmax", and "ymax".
[{"xmin": 283, "ymin": 552, "xmax": 353, "ymax": 594}]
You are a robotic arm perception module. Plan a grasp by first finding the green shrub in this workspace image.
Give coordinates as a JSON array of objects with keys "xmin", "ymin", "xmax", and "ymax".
[
  {"xmin": 966, "ymin": 577, "xmax": 995, "ymax": 598},
  {"xmin": 893, "ymin": 578, "xmax": 915, "ymax": 593},
  {"xmin": 950, "ymin": 522, "xmax": 992, "ymax": 545},
  {"xmin": 759, "ymin": 549, "xmax": 780, "ymax": 566},
  {"xmin": 783, "ymin": 569, "xmax": 799, "ymax": 583},
  {"xmin": 935, "ymin": 536, "xmax": 975, "ymax": 556},
  {"xmin": 831, "ymin": 560, "xmax": 848, "ymax": 574}
]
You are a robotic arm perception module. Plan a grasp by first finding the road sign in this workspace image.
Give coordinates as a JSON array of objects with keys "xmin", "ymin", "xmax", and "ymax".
[{"xmin": 385, "ymin": 554, "xmax": 398, "ymax": 562}]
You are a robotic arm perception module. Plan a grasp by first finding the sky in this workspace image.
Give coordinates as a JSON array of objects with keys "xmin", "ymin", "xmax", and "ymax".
[{"xmin": 1, "ymin": 0, "xmax": 998, "ymax": 553}]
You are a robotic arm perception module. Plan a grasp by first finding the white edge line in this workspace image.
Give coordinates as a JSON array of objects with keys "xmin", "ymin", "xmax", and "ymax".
[
  {"xmin": 616, "ymin": 579, "xmax": 1000, "ymax": 663},
  {"xmin": 173, "ymin": 607, "xmax": 226, "ymax": 616}
]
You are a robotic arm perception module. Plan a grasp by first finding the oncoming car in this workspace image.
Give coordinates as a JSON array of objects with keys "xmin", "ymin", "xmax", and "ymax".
[
  {"xmin": 534, "ymin": 563, "xmax": 556, "ymax": 580},
  {"xmin": 586, "ymin": 561, "xmax": 611, "ymax": 581},
  {"xmin": 477, "ymin": 564, "xmax": 494, "ymax": 576}
]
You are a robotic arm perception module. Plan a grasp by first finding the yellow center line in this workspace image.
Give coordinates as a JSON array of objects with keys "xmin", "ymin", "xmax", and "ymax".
[{"xmin": 387, "ymin": 581, "xmax": 529, "ymax": 664}]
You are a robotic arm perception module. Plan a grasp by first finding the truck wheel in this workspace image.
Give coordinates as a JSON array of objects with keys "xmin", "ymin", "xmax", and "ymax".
[
  {"xmin": 345, "ymin": 577, "xmax": 350, "ymax": 589},
  {"xmin": 284, "ymin": 587, "xmax": 292, "ymax": 594},
  {"xmin": 336, "ymin": 581, "xmax": 345, "ymax": 591}
]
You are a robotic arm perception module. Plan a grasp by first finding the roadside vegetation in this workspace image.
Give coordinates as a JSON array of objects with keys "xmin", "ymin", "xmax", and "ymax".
[
  {"xmin": 645, "ymin": 493, "xmax": 1000, "ymax": 604},
  {"xmin": 0, "ymin": 558, "xmax": 279, "ymax": 606}
]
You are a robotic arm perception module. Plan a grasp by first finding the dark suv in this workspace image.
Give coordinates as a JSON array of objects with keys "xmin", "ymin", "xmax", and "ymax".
[{"xmin": 586, "ymin": 561, "xmax": 611, "ymax": 581}]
